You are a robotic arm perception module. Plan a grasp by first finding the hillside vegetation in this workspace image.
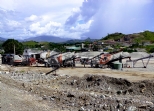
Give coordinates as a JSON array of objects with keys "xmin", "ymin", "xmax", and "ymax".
[
  {"xmin": 102, "ymin": 33, "xmax": 125, "ymax": 41},
  {"xmin": 102, "ymin": 31, "xmax": 154, "ymax": 43},
  {"xmin": 141, "ymin": 31, "xmax": 154, "ymax": 42},
  {"xmin": 101, "ymin": 31, "xmax": 154, "ymax": 53}
]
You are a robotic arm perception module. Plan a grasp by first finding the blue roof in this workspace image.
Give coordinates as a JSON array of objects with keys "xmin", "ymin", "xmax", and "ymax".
[{"xmin": 66, "ymin": 46, "xmax": 81, "ymax": 50}]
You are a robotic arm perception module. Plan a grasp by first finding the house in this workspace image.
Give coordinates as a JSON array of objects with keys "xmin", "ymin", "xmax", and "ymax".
[
  {"xmin": 23, "ymin": 49, "xmax": 43, "ymax": 56},
  {"xmin": 65, "ymin": 46, "xmax": 82, "ymax": 52},
  {"xmin": 23, "ymin": 48, "xmax": 43, "ymax": 60}
]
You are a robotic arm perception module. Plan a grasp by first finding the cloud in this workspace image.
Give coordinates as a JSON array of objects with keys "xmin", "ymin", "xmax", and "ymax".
[
  {"xmin": 65, "ymin": 0, "xmax": 100, "ymax": 26},
  {"xmin": 0, "ymin": 0, "xmax": 16, "ymax": 10},
  {"xmin": 3, "ymin": 19, "xmax": 21, "ymax": 32},
  {"xmin": 65, "ymin": 11, "xmax": 80, "ymax": 26},
  {"xmin": 27, "ymin": 19, "xmax": 92, "ymax": 39},
  {"xmin": 70, "ymin": 20, "xmax": 93, "ymax": 32},
  {"xmin": 64, "ymin": 0, "xmax": 154, "ymax": 38},
  {"xmin": 0, "ymin": 0, "xmax": 154, "ymax": 40},
  {"xmin": 0, "ymin": 8, "xmax": 16, "ymax": 19},
  {"xmin": 29, "ymin": 21, "xmax": 62, "ymax": 35},
  {"xmin": 25, "ymin": 7, "xmax": 93, "ymax": 39},
  {"xmin": 0, "ymin": 0, "xmax": 85, "ymax": 39},
  {"xmin": 80, "ymin": 0, "xmax": 101, "ymax": 22},
  {"xmin": 25, "ymin": 15, "xmax": 38, "ymax": 22},
  {"xmin": 0, "ymin": 8, "xmax": 21, "ymax": 32}
]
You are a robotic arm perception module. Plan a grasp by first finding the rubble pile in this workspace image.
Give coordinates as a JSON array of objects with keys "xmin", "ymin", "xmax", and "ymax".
[{"xmin": 0, "ymin": 71, "xmax": 154, "ymax": 111}]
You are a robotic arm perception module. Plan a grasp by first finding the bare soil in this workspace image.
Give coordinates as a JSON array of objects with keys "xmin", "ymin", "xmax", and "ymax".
[{"xmin": 0, "ymin": 64, "xmax": 154, "ymax": 111}]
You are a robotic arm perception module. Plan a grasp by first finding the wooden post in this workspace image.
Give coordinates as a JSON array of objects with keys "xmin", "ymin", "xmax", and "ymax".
[{"xmin": 14, "ymin": 44, "xmax": 16, "ymax": 55}]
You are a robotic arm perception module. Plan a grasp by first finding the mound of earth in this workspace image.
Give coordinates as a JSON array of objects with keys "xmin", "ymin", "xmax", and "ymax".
[{"xmin": 0, "ymin": 69, "xmax": 154, "ymax": 111}]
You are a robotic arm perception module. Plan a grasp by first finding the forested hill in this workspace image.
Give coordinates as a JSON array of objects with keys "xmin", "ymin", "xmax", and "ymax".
[{"xmin": 101, "ymin": 31, "xmax": 154, "ymax": 43}]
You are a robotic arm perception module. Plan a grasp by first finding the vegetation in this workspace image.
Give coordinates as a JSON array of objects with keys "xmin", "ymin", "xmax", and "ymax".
[
  {"xmin": 48, "ymin": 42, "xmax": 66, "ymax": 52},
  {"xmin": 1, "ymin": 30, "xmax": 154, "ymax": 54},
  {"xmin": 145, "ymin": 45, "xmax": 154, "ymax": 53},
  {"xmin": 2, "ymin": 39, "xmax": 24, "ymax": 54},
  {"xmin": 123, "ymin": 48, "xmax": 137, "ymax": 53},
  {"xmin": 22, "ymin": 41, "xmax": 41, "ymax": 48},
  {"xmin": 141, "ymin": 31, "xmax": 154, "ymax": 43},
  {"xmin": 100, "ymin": 31, "xmax": 154, "ymax": 53},
  {"xmin": 102, "ymin": 31, "xmax": 154, "ymax": 43},
  {"xmin": 102, "ymin": 33, "xmax": 125, "ymax": 41}
]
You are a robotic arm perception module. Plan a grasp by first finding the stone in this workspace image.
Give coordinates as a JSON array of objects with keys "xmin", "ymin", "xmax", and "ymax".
[
  {"xmin": 151, "ymin": 100, "xmax": 154, "ymax": 104},
  {"xmin": 127, "ymin": 106, "xmax": 137, "ymax": 111},
  {"xmin": 100, "ymin": 95, "xmax": 105, "ymax": 99},
  {"xmin": 138, "ymin": 105, "xmax": 147, "ymax": 109},
  {"xmin": 117, "ymin": 90, "xmax": 122, "ymax": 95},
  {"xmin": 103, "ymin": 104, "xmax": 110, "ymax": 110},
  {"xmin": 117, "ymin": 103, "xmax": 123, "ymax": 109},
  {"xmin": 50, "ymin": 97, "xmax": 55, "ymax": 101}
]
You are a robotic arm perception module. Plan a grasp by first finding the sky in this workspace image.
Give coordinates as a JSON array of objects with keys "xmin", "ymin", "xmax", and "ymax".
[{"xmin": 0, "ymin": 0, "xmax": 154, "ymax": 40}]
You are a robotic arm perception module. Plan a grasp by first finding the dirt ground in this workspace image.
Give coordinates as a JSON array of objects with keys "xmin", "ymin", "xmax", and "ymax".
[
  {"xmin": 1, "ymin": 60, "xmax": 154, "ymax": 82},
  {"xmin": 0, "ymin": 60, "xmax": 154, "ymax": 111},
  {"xmin": 0, "ymin": 82, "xmax": 57, "ymax": 111}
]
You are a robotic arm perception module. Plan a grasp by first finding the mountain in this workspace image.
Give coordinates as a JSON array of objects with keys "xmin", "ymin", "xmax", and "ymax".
[
  {"xmin": 0, "ymin": 37, "xmax": 6, "ymax": 41},
  {"xmin": 64, "ymin": 37, "xmax": 98, "ymax": 44},
  {"xmin": 0, "ymin": 36, "xmax": 98, "ymax": 43},
  {"xmin": 23, "ymin": 35, "xmax": 98, "ymax": 43},
  {"xmin": 101, "ymin": 31, "xmax": 154, "ymax": 43},
  {"xmin": 24, "ymin": 35, "xmax": 71, "ymax": 43}
]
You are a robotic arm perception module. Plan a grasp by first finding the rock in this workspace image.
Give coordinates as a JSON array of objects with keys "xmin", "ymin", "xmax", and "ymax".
[
  {"xmin": 100, "ymin": 95, "xmax": 105, "ymax": 99},
  {"xmin": 42, "ymin": 95, "xmax": 48, "ymax": 100},
  {"xmin": 103, "ymin": 104, "xmax": 110, "ymax": 110},
  {"xmin": 110, "ymin": 105, "xmax": 115, "ymax": 111},
  {"xmin": 149, "ymin": 106, "xmax": 154, "ymax": 111},
  {"xmin": 138, "ymin": 105, "xmax": 147, "ymax": 109},
  {"xmin": 117, "ymin": 103, "xmax": 123, "ymax": 109},
  {"xmin": 139, "ymin": 83, "xmax": 146, "ymax": 88},
  {"xmin": 50, "ymin": 97, "xmax": 54, "ymax": 101},
  {"xmin": 5, "ymin": 71, "xmax": 9, "ymax": 74},
  {"xmin": 90, "ymin": 92, "xmax": 95, "ymax": 96},
  {"xmin": 80, "ymin": 106, "xmax": 84, "ymax": 110},
  {"xmin": 127, "ymin": 106, "xmax": 137, "ymax": 111},
  {"xmin": 67, "ymin": 93, "xmax": 75, "ymax": 98},
  {"xmin": 151, "ymin": 100, "xmax": 154, "ymax": 104},
  {"xmin": 140, "ymin": 88, "xmax": 146, "ymax": 93},
  {"xmin": 21, "ymin": 83, "xmax": 25, "ymax": 88},
  {"xmin": 117, "ymin": 90, "xmax": 122, "ymax": 95},
  {"xmin": 128, "ymin": 88, "xmax": 133, "ymax": 93}
]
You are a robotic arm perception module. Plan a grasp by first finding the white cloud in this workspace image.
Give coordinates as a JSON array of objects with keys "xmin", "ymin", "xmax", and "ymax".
[
  {"xmin": 0, "ymin": 0, "xmax": 84, "ymax": 39},
  {"xmin": 0, "ymin": 0, "xmax": 154, "ymax": 39},
  {"xmin": 0, "ymin": 0, "xmax": 16, "ymax": 10},
  {"xmin": 27, "ymin": 18, "xmax": 92, "ymax": 39},
  {"xmin": 72, "ymin": 8, "xmax": 80, "ymax": 13},
  {"xmin": 29, "ymin": 21, "xmax": 62, "ymax": 35},
  {"xmin": 25, "ymin": 15, "xmax": 38, "ymax": 22},
  {"xmin": 0, "ymin": 22, "xmax": 2, "ymax": 29},
  {"xmin": 0, "ymin": 19, "xmax": 21, "ymax": 32},
  {"xmin": 6, "ymin": 19, "xmax": 21, "ymax": 28},
  {"xmin": 70, "ymin": 20, "xmax": 93, "ymax": 32}
]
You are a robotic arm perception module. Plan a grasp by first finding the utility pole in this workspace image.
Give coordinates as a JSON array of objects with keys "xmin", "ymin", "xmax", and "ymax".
[{"xmin": 14, "ymin": 44, "xmax": 16, "ymax": 55}]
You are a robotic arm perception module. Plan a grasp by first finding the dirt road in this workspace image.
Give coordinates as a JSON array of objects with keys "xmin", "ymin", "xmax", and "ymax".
[
  {"xmin": 1, "ymin": 64, "xmax": 154, "ymax": 82},
  {"xmin": 0, "ymin": 81, "xmax": 59, "ymax": 111}
]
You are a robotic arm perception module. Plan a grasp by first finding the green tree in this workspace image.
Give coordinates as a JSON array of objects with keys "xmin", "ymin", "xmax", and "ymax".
[
  {"xmin": 142, "ymin": 31, "xmax": 154, "ymax": 42},
  {"xmin": 48, "ymin": 42, "xmax": 66, "ymax": 52},
  {"xmin": 149, "ymin": 47, "xmax": 154, "ymax": 53},
  {"xmin": 2, "ymin": 39, "xmax": 24, "ymax": 54}
]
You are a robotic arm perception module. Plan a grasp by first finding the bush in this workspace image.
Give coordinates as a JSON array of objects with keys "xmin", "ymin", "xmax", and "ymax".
[
  {"xmin": 145, "ymin": 45, "xmax": 154, "ymax": 53},
  {"xmin": 2, "ymin": 39, "xmax": 24, "ymax": 54}
]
